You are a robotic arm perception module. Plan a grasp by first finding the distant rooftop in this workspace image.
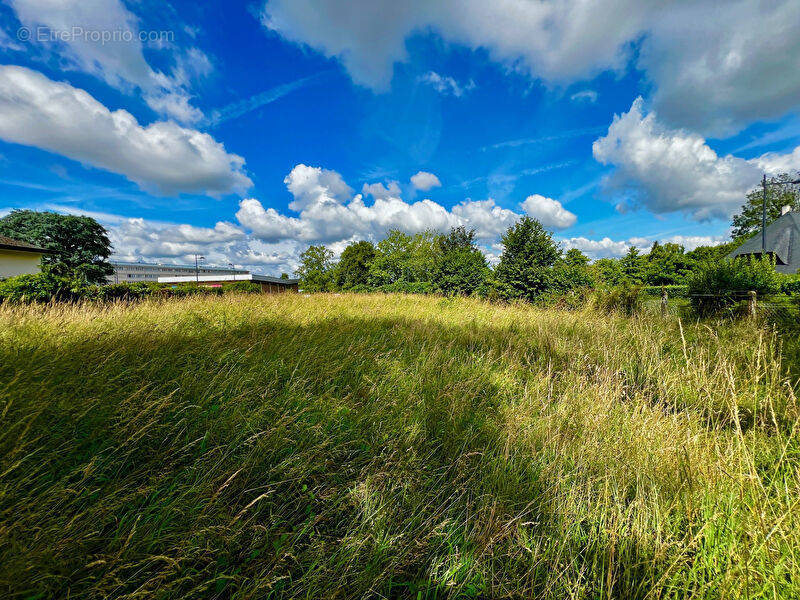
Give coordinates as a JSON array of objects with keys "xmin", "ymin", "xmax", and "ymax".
[
  {"xmin": 729, "ymin": 211, "xmax": 800, "ymax": 274},
  {"xmin": 0, "ymin": 235, "xmax": 56, "ymax": 254}
]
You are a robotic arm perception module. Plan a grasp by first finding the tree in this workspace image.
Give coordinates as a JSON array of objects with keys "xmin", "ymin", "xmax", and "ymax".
[
  {"xmin": 731, "ymin": 173, "xmax": 800, "ymax": 239},
  {"xmin": 430, "ymin": 227, "xmax": 488, "ymax": 295},
  {"xmin": 686, "ymin": 241, "xmax": 739, "ymax": 264},
  {"xmin": 644, "ymin": 242, "xmax": 693, "ymax": 285},
  {"xmin": 334, "ymin": 240, "xmax": 376, "ymax": 289},
  {"xmin": 494, "ymin": 217, "xmax": 560, "ymax": 301},
  {"xmin": 592, "ymin": 258, "xmax": 626, "ymax": 287},
  {"xmin": 0, "ymin": 210, "xmax": 113, "ymax": 284},
  {"xmin": 620, "ymin": 247, "xmax": 646, "ymax": 284},
  {"xmin": 295, "ymin": 245, "xmax": 334, "ymax": 292},
  {"xmin": 280, "ymin": 273, "xmax": 289, "ymax": 280},
  {"xmin": 551, "ymin": 248, "xmax": 594, "ymax": 293},
  {"xmin": 368, "ymin": 230, "xmax": 437, "ymax": 286}
]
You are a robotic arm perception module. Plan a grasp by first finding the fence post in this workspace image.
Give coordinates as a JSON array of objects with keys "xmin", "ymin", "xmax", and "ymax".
[
  {"xmin": 748, "ymin": 290, "xmax": 757, "ymax": 317},
  {"xmin": 661, "ymin": 287, "xmax": 668, "ymax": 317}
]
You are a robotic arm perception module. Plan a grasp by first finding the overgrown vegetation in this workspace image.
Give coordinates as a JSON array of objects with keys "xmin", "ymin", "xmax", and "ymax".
[
  {"xmin": 0, "ymin": 272, "xmax": 262, "ymax": 303},
  {"xmin": 1, "ymin": 293, "xmax": 799, "ymax": 599}
]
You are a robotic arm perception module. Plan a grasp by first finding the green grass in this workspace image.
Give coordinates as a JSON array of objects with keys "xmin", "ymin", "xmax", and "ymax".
[{"xmin": 1, "ymin": 293, "xmax": 799, "ymax": 599}]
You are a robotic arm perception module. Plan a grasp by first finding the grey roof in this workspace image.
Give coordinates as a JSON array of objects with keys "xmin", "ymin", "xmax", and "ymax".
[
  {"xmin": 729, "ymin": 211, "xmax": 800, "ymax": 274},
  {"xmin": 0, "ymin": 235, "xmax": 56, "ymax": 254}
]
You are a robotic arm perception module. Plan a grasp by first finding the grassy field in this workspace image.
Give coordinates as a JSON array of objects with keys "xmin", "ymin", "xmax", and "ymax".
[{"xmin": 1, "ymin": 293, "xmax": 799, "ymax": 599}]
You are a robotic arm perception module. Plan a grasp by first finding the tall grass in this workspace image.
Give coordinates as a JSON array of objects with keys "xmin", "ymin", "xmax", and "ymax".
[{"xmin": 1, "ymin": 294, "xmax": 798, "ymax": 599}]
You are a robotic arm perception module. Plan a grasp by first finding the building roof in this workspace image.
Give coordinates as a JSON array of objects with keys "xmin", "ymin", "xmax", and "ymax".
[
  {"xmin": 111, "ymin": 260, "xmax": 249, "ymax": 273},
  {"xmin": 0, "ymin": 235, "xmax": 56, "ymax": 254},
  {"xmin": 157, "ymin": 274, "xmax": 299, "ymax": 284},
  {"xmin": 728, "ymin": 211, "xmax": 800, "ymax": 274}
]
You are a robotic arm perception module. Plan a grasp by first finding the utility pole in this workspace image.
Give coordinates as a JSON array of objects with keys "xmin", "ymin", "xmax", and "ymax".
[
  {"xmin": 194, "ymin": 254, "xmax": 205, "ymax": 284},
  {"xmin": 762, "ymin": 174, "xmax": 767, "ymax": 254},
  {"xmin": 229, "ymin": 263, "xmax": 236, "ymax": 282}
]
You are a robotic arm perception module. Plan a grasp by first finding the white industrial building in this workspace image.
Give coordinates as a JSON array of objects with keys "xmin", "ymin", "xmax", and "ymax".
[{"xmin": 108, "ymin": 261, "xmax": 249, "ymax": 284}]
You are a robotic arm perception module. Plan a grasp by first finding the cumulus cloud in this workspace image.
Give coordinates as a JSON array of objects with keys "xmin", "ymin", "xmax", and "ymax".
[
  {"xmin": 593, "ymin": 98, "xmax": 800, "ymax": 220},
  {"xmin": 0, "ymin": 66, "xmax": 252, "ymax": 196},
  {"xmin": 236, "ymin": 163, "xmax": 561, "ymax": 245},
  {"xmin": 521, "ymin": 194, "xmax": 576, "ymax": 229},
  {"xmin": 9, "ymin": 0, "xmax": 207, "ymax": 122},
  {"xmin": 260, "ymin": 0, "xmax": 800, "ymax": 133},
  {"xmin": 410, "ymin": 171, "xmax": 441, "ymax": 191},
  {"xmin": 562, "ymin": 233, "xmax": 728, "ymax": 259}
]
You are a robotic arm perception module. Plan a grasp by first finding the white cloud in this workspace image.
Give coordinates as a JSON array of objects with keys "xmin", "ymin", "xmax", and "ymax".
[
  {"xmin": 410, "ymin": 171, "xmax": 441, "ymax": 191},
  {"xmin": 0, "ymin": 66, "xmax": 252, "ymax": 196},
  {"xmin": 9, "ymin": 0, "xmax": 208, "ymax": 123},
  {"xmin": 570, "ymin": 89, "xmax": 597, "ymax": 103},
  {"xmin": 521, "ymin": 194, "xmax": 576, "ymax": 229},
  {"xmin": 260, "ymin": 0, "xmax": 800, "ymax": 133},
  {"xmin": 592, "ymin": 98, "xmax": 800, "ymax": 220},
  {"xmin": 418, "ymin": 71, "xmax": 473, "ymax": 97},
  {"xmin": 562, "ymin": 233, "xmax": 728, "ymax": 260},
  {"xmin": 237, "ymin": 163, "xmax": 556, "ymax": 245},
  {"xmin": 562, "ymin": 236, "xmax": 630, "ymax": 259},
  {"xmin": 363, "ymin": 180, "xmax": 402, "ymax": 200}
]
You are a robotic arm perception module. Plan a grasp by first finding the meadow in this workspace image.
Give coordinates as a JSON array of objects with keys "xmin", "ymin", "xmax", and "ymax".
[{"xmin": 1, "ymin": 293, "xmax": 798, "ymax": 599}]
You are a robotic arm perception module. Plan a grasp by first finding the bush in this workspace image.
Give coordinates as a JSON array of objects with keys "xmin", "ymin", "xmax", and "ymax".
[
  {"xmin": 642, "ymin": 285, "xmax": 688, "ymax": 298},
  {"xmin": 0, "ymin": 272, "xmax": 90, "ymax": 304},
  {"xmin": 93, "ymin": 282, "xmax": 152, "ymax": 302},
  {"xmin": 222, "ymin": 281, "xmax": 261, "ymax": 294},
  {"xmin": 592, "ymin": 284, "xmax": 644, "ymax": 316},
  {"xmin": 687, "ymin": 256, "xmax": 780, "ymax": 315},
  {"xmin": 780, "ymin": 274, "xmax": 800, "ymax": 295}
]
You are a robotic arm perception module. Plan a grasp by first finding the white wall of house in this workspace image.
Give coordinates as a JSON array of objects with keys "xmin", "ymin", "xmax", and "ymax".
[{"xmin": 0, "ymin": 249, "xmax": 44, "ymax": 278}]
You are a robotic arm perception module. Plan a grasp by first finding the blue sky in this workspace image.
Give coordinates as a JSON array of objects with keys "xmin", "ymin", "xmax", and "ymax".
[{"xmin": 0, "ymin": 0, "xmax": 799, "ymax": 274}]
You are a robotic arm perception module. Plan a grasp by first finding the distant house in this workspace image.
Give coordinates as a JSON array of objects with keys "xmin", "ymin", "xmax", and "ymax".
[
  {"xmin": 728, "ymin": 209, "xmax": 800, "ymax": 274},
  {"xmin": 0, "ymin": 235, "xmax": 56, "ymax": 279}
]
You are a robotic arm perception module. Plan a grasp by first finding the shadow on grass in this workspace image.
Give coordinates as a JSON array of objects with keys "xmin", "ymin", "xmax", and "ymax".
[{"xmin": 0, "ymin": 309, "xmax": 753, "ymax": 599}]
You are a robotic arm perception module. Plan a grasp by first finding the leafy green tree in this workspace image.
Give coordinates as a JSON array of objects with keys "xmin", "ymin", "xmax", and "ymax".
[
  {"xmin": 551, "ymin": 248, "xmax": 594, "ymax": 293},
  {"xmin": 686, "ymin": 241, "xmax": 739, "ymax": 264},
  {"xmin": 592, "ymin": 258, "xmax": 626, "ymax": 287},
  {"xmin": 494, "ymin": 217, "xmax": 560, "ymax": 301},
  {"xmin": 644, "ymin": 242, "xmax": 693, "ymax": 285},
  {"xmin": 620, "ymin": 247, "xmax": 646, "ymax": 284},
  {"xmin": 295, "ymin": 245, "xmax": 334, "ymax": 292},
  {"xmin": 731, "ymin": 173, "xmax": 800, "ymax": 239},
  {"xmin": 334, "ymin": 240, "xmax": 376, "ymax": 289},
  {"xmin": 368, "ymin": 230, "xmax": 437, "ymax": 286},
  {"xmin": 563, "ymin": 248, "xmax": 590, "ymax": 268},
  {"xmin": 280, "ymin": 272, "xmax": 289, "ymax": 280},
  {"xmin": 430, "ymin": 227, "xmax": 488, "ymax": 295},
  {"xmin": 0, "ymin": 210, "xmax": 113, "ymax": 284}
]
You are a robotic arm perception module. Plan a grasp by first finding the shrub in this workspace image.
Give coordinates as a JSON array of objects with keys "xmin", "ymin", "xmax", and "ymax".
[
  {"xmin": 94, "ymin": 282, "xmax": 152, "ymax": 302},
  {"xmin": 592, "ymin": 284, "xmax": 644, "ymax": 316},
  {"xmin": 222, "ymin": 281, "xmax": 261, "ymax": 294},
  {"xmin": 780, "ymin": 274, "xmax": 800, "ymax": 295},
  {"xmin": 0, "ymin": 271, "xmax": 89, "ymax": 304},
  {"xmin": 687, "ymin": 256, "xmax": 780, "ymax": 315},
  {"xmin": 642, "ymin": 285, "xmax": 688, "ymax": 298}
]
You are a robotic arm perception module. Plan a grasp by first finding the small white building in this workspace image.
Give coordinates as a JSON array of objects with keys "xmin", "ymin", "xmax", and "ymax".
[{"xmin": 0, "ymin": 235, "xmax": 56, "ymax": 279}]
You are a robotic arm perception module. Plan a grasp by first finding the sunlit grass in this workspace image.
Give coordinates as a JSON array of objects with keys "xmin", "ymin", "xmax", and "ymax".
[{"xmin": 1, "ymin": 293, "xmax": 798, "ymax": 598}]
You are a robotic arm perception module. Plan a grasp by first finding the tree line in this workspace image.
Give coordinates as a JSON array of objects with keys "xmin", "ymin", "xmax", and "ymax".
[{"xmin": 294, "ymin": 217, "xmax": 740, "ymax": 300}]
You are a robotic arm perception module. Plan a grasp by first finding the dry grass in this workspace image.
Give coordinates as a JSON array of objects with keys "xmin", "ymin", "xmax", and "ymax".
[{"xmin": 0, "ymin": 293, "xmax": 798, "ymax": 599}]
